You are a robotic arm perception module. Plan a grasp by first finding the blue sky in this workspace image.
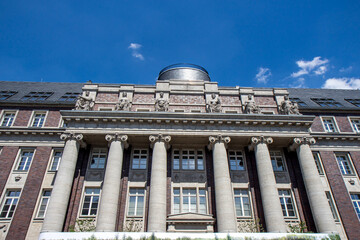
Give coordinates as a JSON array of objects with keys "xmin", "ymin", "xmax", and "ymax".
[{"xmin": 1, "ymin": 1, "xmax": 360, "ymax": 89}]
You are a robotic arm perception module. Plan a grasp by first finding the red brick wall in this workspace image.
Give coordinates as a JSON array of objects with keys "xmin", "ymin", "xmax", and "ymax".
[
  {"xmin": 219, "ymin": 96, "xmax": 241, "ymax": 106},
  {"xmin": 170, "ymin": 95, "xmax": 205, "ymax": 104},
  {"xmin": 133, "ymin": 93, "xmax": 155, "ymax": 104},
  {"xmin": 255, "ymin": 96, "xmax": 276, "ymax": 106},
  {"xmin": 44, "ymin": 111, "xmax": 61, "ymax": 127},
  {"xmin": 96, "ymin": 93, "xmax": 118, "ymax": 102},
  {"xmin": 350, "ymin": 151, "xmax": 360, "ymax": 178},
  {"xmin": 335, "ymin": 116, "xmax": 353, "ymax": 132},
  {"xmin": 6, "ymin": 146, "xmax": 51, "ymax": 240},
  {"xmin": 320, "ymin": 151, "xmax": 360, "ymax": 240},
  {"xmin": 310, "ymin": 116, "xmax": 325, "ymax": 132},
  {"xmin": 0, "ymin": 147, "xmax": 19, "ymax": 196},
  {"xmin": 13, "ymin": 110, "xmax": 32, "ymax": 126}
]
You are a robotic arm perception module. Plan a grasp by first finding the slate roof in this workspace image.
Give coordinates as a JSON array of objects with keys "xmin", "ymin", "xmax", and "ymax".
[{"xmin": 0, "ymin": 81, "xmax": 84, "ymax": 105}]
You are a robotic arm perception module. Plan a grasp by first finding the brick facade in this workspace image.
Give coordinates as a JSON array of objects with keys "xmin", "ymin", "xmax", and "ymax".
[{"xmin": 0, "ymin": 147, "xmax": 19, "ymax": 196}]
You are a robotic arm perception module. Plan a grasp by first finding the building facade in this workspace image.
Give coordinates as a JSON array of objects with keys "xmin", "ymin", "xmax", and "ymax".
[{"xmin": 0, "ymin": 64, "xmax": 360, "ymax": 239}]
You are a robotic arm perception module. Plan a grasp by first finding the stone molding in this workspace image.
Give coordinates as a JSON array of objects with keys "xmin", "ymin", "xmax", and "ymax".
[
  {"xmin": 208, "ymin": 135, "xmax": 231, "ymax": 150},
  {"xmin": 149, "ymin": 134, "xmax": 171, "ymax": 149},
  {"xmin": 60, "ymin": 133, "xmax": 86, "ymax": 148},
  {"xmin": 289, "ymin": 136, "xmax": 316, "ymax": 151},
  {"xmin": 248, "ymin": 136, "xmax": 273, "ymax": 151},
  {"xmin": 105, "ymin": 133, "xmax": 129, "ymax": 148}
]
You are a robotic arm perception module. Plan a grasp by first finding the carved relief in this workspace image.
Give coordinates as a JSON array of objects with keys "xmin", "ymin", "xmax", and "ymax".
[
  {"xmin": 279, "ymin": 95, "xmax": 300, "ymax": 115},
  {"xmin": 155, "ymin": 92, "xmax": 169, "ymax": 112},
  {"xmin": 208, "ymin": 135, "xmax": 231, "ymax": 150},
  {"xmin": 115, "ymin": 92, "xmax": 132, "ymax": 111},
  {"xmin": 149, "ymin": 134, "xmax": 171, "ymax": 149},
  {"xmin": 75, "ymin": 91, "xmax": 95, "ymax": 111},
  {"xmin": 206, "ymin": 93, "xmax": 222, "ymax": 113},
  {"xmin": 244, "ymin": 94, "xmax": 262, "ymax": 114}
]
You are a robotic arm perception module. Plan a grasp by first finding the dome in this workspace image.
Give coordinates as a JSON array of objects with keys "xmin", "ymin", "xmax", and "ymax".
[{"xmin": 158, "ymin": 63, "xmax": 210, "ymax": 81}]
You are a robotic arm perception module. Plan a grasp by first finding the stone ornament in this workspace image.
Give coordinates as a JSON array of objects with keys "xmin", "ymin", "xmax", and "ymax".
[
  {"xmin": 155, "ymin": 92, "xmax": 169, "ymax": 112},
  {"xmin": 206, "ymin": 93, "xmax": 222, "ymax": 113},
  {"xmin": 75, "ymin": 91, "xmax": 95, "ymax": 111},
  {"xmin": 208, "ymin": 135, "xmax": 231, "ymax": 150},
  {"xmin": 279, "ymin": 95, "xmax": 300, "ymax": 115},
  {"xmin": 105, "ymin": 133, "xmax": 129, "ymax": 147},
  {"xmin": 60, "ymin": 133, "xmax": 84, "ymax": 141},
  {"xmin": 149, "ymin": 134, "xmax": 171, "ymax": 149},
  {"xmin": 289, "ymin": 137, "xmax": 316, "ymax": 151},
  {"xmin": 251, "ymin": 136, "xmax": 273, "ymax": 145},
  {"xmin": 115, "ymin": 92, "xmax": 132, "ymax": 111},
  {"xmin": 244, "ymin": 94, "xmax": 262, "ymax": 114}
]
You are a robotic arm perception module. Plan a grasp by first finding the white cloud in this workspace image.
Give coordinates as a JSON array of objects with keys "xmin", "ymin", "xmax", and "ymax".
[
  {"xmin": 128, "ymin": 43, "xmax": 144, "ymax": 60},
  {"xmin": 322, "ymin": 78, "xmax": 360, "ymax": 89},
  {"xmin": 290, "ymin": 77, "xmax": 306, "ymax": 88},
  {"xmin": 291, "ymin": 56, "xmax": 328, "ymax": 78},
  {"xmin": 255, "ymin": 67, "xmax": 271, "ymax": 84},
  {"xmin": 339, "ymin": 66, "xmax": 353, "ymax": 73}
]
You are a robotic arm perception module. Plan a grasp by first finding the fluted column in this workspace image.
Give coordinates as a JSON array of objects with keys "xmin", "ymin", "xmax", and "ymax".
[
  {"xmin": 208, "ymin": 135, "xmax": 237, "ymax": 232},
  {"xmin": 42, "ymin": 133, "xmax": 84, "ymax": 232},
  {"xmin": 290, "ymin": 137, "xmax": 336, "ymax": 233},
  {"xmin": 249, "ymin": 136, "xmax": 287, "ymax": 232},
  {"xmin": 147, "ymin": 134, "xmax": 171, "ymax": 232},
  {"xmin": 96, "ymin": 133, "xmax": 128, "ymax": 232}
]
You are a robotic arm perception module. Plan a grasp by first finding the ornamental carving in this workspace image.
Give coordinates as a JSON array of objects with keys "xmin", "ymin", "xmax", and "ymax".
[
  {"xmin": 105, "ymin": 133, "xmax": 129, "ymax": 148},
  {"xmin": 251, "ymin": 136, "xmax": 273, "ymax": 145},
  {"xmin": 206, "ymin": 93, "xmax": 222, "ymax": 113},
  {"xmin": 244, "ymin": 94, "xmax": 262, "ymax": 114},
  {"xmin": 115, "ymin": 92, "xmax": 132, "ymax": 111},
  {"xmin": 149, "ymin": 134, "xmax": 171, "ymax": 149},
  {"xmin": 75, "ymin": 91, "xmax": 95, "ymax": 111},
  {"xmin": 155, "ymin": 92, "xmax": 169, "ymax": 112},
  {"xmin": 60, "ymin": 133, "xmax": 84, "ymax": 141},
  {"xmin": 289, "ymin": 137, "xmax": 315, "ymax": 151},
  {"xmin": 208, "ymin": 135, "xmax": 231, "ymax": 150},
  {"xmin": 279, "ymin": 95, "xmax": 300, "ymax": 115}
]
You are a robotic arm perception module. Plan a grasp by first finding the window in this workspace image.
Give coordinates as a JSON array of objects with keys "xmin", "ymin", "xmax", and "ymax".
[
  {"xmin": 335, "ymin": 153, "xmax": 355, "ymax": 175},
  {"xmin": 311, "ymin": 98, "xmax": 342, "ymax": 107},
  {"xmin": 16, "ymin": 149, "xmax": 34, "ymax": 171},
  {"xmin": 37, "ymin": 190, "xmax": 51, "ymax": 218},
  {"xmin": 322, "ymin": 117, "xmax": 338, "ymax": 133},
  {"xmin": 270, "ymin": 151, "xmax": 286, "ymax": 172},
  {"xmin": 278, "ymin": 189, "xmax": 296, "ymax": 217},
  {"xmin": 312, "ymin": 152, "xmax": 324, "ymax": 175},
  {"xmin": 0, "ymin": 190, "xmax": 21, "ymax": 218},
  {"xmin": 351, "ymin": 119, "xmax": 360, "ymax": 133},
  {"xmin": 0, "ymin": 91, "xmax": 17, "ymax": 100},
  {"xmin": 290, "ymin": 98, "xmax": 307, "ymax": 107},
  {"xmin": 346, "ymin": 99, "xmax": 360, "ymax": 107},
  {"xmin": 326, "ymin": 192, "xmax": 339, "ymax": 221},
  {"xmin": 128, "ymin": 188, "xmax": 145, "ymax": 216},
  {"xmin": 81, "ymin": 188, "xmax": 100, "ymax": 216},
  {"xmin": 89, "ymin": 148, "xmax": 107, "ymax": 169},
  {"xmin": 228, "ymin": 150, "xmax": 245, "ymax": 171},
  {"xmin": 1, "ymin": 111, "xmax": 16, "ymax": 127},
  {"xmin": 59, "ymin": 92, "xmax": 80, "ymax": 101},
  {"xmin": 173, "ymin": 187, "xmax": 207, "ymax": 214},
  {"xmin": 173, "ymin": 149, "xmax": 204, "ymax": 170},
  {"xmin": 49, "ymin": 150, "xmax": 62, "ymax": 171},
  {"xmin": 132, "ymin": 149, "xmax": 148, "ymax": 169},
  {"xmin": 351, "ymin": 194, "xmax": 360, "ymax": 220},
  {"xmin": 21, "ymin": 92, "xmax": 53, "ymax": 101},
  {"xmin": 234, "ymin": 189, "xmax": 251, "ymax": 217},
  {"xmin": 31, "ymin": 112, "xmax": 46, "ymax": 127}
]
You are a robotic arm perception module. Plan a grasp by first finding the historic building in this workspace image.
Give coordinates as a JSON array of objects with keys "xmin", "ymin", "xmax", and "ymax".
[{"xmin": 0, "ymin": 63, "xmax": 360, "ymax": 239}]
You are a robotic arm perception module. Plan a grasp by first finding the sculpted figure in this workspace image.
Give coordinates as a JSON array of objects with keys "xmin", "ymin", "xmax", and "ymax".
[
  {"xmin": 115, "ymin": 92, "xmax": 131, "ymax": 111},
  {"xmin": 244, "ymin": 94, "xmax": 261, "ymax": 114},
  {"xmin": 280, "ymin": 95, "xmax": 300, "ymax": 115},
  {"xmin": 206, "ymin": 93, "xmax": 222, "ymax": 113},
  {"xmin": 75, "ymin": 91, "xmax": 94, "ymax": 110},
  {"xmin": 155, "ymin": 92, "xmax": 169, "ymax": 112}
]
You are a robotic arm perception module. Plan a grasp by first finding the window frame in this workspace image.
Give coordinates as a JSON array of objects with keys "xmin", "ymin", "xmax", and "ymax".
[
  {"xmin": 350, "ymin": 118, "xmax": 360, "ymax": 133},
  {"xmin": 172, "ymin": 186, "xmax": 208, "ymax": 214},
  {"xmin": 80, "ymin": 187, "xmax": 101, "ymax": 217},
  {"xmin": 49, "ymin": 149, "xmax": 63, "ymax": 171},
  {"xmin": 88, "ymin": 148, "xmax": 108, "ymax": 169},
  {"xmin": 270, "ymin": 150, "xmax": 287, "ymax": 172},
  {"xmin": 172, "ymin": 149, "xmax": 205, "ymax": 171},
  {"xmin": 15, "ymin": 149, "xmax": 35, "ymax": 172},
  {"xmin": 321, "ymin": 117, "xmax": 339, "ymax": 133},
  {"xmin": 127, "ymin": 188, "xmax": 146, "ymax": 217},
  {"xmin": 21, "ymin": 91, "xmax": 53, "ymax": 101},
  {"xmin": 289, "ymin": 98, "xmax": 307, "ymax": 107},
  {"xmin": 36, "ymin": 189, "xmax": 51, "ymax": 219},
  {"xmin": 29, "ymin": 111, "xmax": 48, "ymax": 128},
  {"xmin": 335, "ymin": 153, "xmax": 355, "ymax": 176},
  {"xmin": 131, "ymin": 148, "xmax": 148, "ymax": 170},
  {"xmin": 312, "ymin": 152, "xmax": 325, "ymax": 175},
  {"xmin": 0, "ymin": 189, "xmax": 21, "ymax": 219},
  {"xmin": 278, "ymin": 189, "xmax": 297, "ymax": 218},
  {"xmin": 326, "ymin": 191, "xmax": 339, "ymax": 222},
  {"xmin": 311, "ymin": 98, "xmax": 343, "ymax": 107},
  {"xmin": 58, "ymin": 92, "xmax": 80, "ymax": 102},
  {"xmin": 234, "ymin": 189, "xmax": 252, "ymax": 218},
  {"xmin": 0, "ymin": 91, "xmax": 17, "ymax": 100},
  {"xmin": 0, "ymin": 110, "xmax": 17, "ymax": 127},
  {"xmin": 228, "ymin": 150, "xmax": 246, "ymax": 171},
  {"xmin": 350, "ymin": 193, "xmax": 360, "ymax": 221},
  {"xmin": 345, "ymin": 99, "xmax": 360, "ymax": 107}
]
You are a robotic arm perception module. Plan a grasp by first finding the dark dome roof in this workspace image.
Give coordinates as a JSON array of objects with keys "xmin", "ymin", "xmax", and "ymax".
[{"xmin": 158, "ymin": 63, "xmax": 210, "ymax": 81}]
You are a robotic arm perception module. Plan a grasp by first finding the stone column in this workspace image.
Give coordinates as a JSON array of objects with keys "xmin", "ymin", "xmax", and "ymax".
[
  {"xmin": 42, "ymin": 133, "xmax": 84, "ymax": 232},
  {"xmin": 96, "ymin": 134, "xmax": 128, "ymax": 232},
  {"xmin": 290, "ymin": 137, "xmax": 337, "ymax": 233},
  {"xmin": 208, "ymin": 135, "xmax": 237, "ymax": 233},
  {"xmin": 147, "ymin": 134, "xmax": 171, "ymax": 232},
  {"xmin": 249, "ymin": 136, "xmax": 287, "ymax": 232}
]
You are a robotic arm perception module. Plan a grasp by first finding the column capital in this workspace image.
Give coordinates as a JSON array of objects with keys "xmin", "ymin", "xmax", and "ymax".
[
  {"xmin": 149, "ymin": 134, "xmax": 171, "ymax": 149},
  {"xmin": 105, "ymin": 133, "xmax": 129, "ymax": 148},
  {"xmin": 289, "ymin": 136, "xmax": 316, "ymax": 151},
  {"xmin": 60, "ymin": 133, "xmax": 86, "ymax": 148},
  {"xmin": 248, "ymin": 136, "xmax": 273, "ymax": 151},
  {"xmin": 208, "ymin": 135, "xmax": 231, "ymax": 150}
]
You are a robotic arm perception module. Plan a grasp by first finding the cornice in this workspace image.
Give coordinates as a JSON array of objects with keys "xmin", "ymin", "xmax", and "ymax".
[
  {"xmin": 311, "ymin": 133, "xmax": 360, "ymax": 141},
  {"xmin": 0, "ymin": 127, "xmax": 64, "ymax": 136}
]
